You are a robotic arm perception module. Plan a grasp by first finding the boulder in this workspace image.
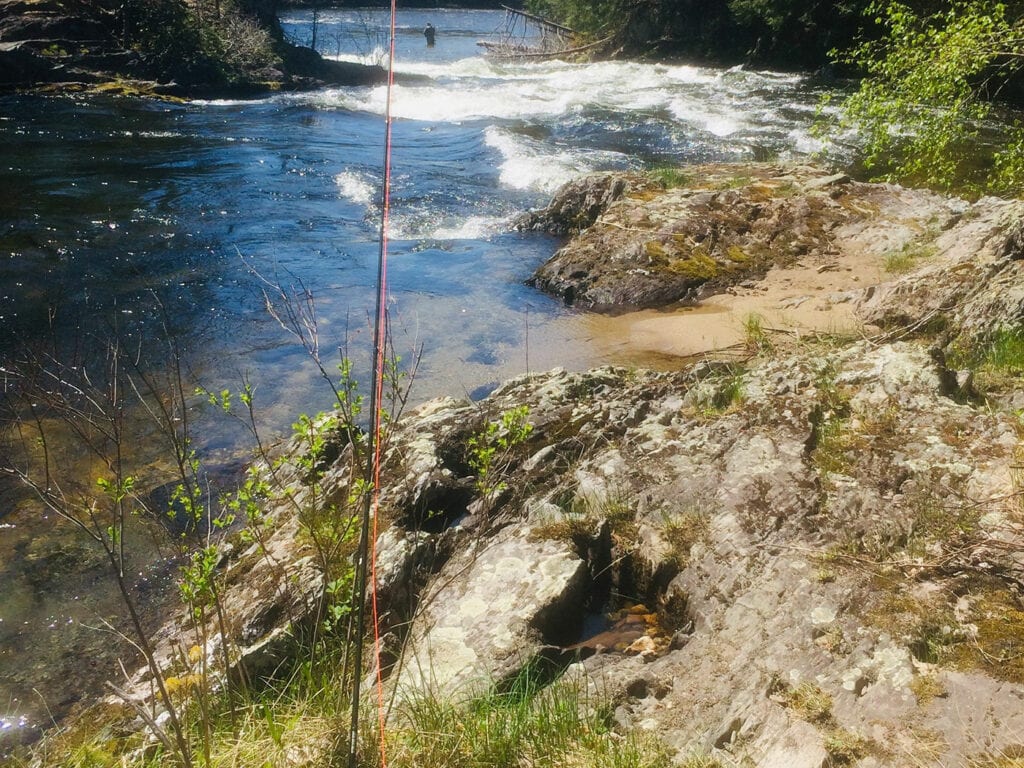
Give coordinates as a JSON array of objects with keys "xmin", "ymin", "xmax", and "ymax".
[
  {"xmin": 526, "ymin": 163, "xmax": 963, "ymax": 311},
  {"xmin": 392, "ymin": 524, "xmax": 589, "ymax": 700},
  {"xmin": 0, "ymin": 41, "xmax": 56, "ymax": 85},
  {"xmin": 373, "ymin": 340, "xmax": 1024, "ymax": 766},
  {"xmin": 856, "ymin": 196, "xmax": 1024, "ymax": 347},
  {"xmin": 513, "ymin": 172, "xmax": 658, "ymax": 236}
]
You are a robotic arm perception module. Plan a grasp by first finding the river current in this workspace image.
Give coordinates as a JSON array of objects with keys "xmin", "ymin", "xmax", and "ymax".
[{"xmin": 0, "ymin": 7, "xmax": 835, "ymax": 748}]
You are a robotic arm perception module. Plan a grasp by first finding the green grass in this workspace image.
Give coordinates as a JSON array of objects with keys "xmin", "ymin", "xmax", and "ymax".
[
  {"xmin": 947, "ymin": 326, "xmax": 1024, "ymax": 394},
  {"xmin": 742, "ymin": 313, "xmax": 773, "ymax": 355},
  {"xmin": 649, "ymin": 166, "xmax": 693, "ymax": 189},
  {"xmin": 982, "ymin": 328, "xmax": 1024, "ymax": 372},
  {"xmin": 26, "ymin": 625, "xmax": 676, "ymax": 768},
  {"xmin": 770, "ymin": 680, "xmax": 873, "ymax": 764},
  {"xmin": 377, "ymin": 674, "xmax": 671, "ymax": 768},
  {"xmin": 688, "ymin": 366, "xmax": 746, "ymax": 419},
  {"xmin": 882, "ymin": 242, "xmax": 937, "ymax": 274},
  {"xmin": 662, "ymin": 507, "xmax": 711, "ymax": 568}
]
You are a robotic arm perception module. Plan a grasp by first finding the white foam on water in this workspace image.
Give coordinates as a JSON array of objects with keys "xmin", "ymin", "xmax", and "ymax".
[
  {"xmin": 290, "ymin": 50, "xmax": 822, "ymax": 165},
  {"xmin": 334, "ymin": 170, "xmax": 376, "ymax": 205},
  {"xmin": 389, "ymin": 213, "xmax": 506, "ymax": 241},
  {"xmin": 662, "ymin": 63, "xmax": 720, "ymax": 85},
  {"xmin": 389, "ymin": 79, "xmax": 572, "ymax": 122},
  {"xmin": 326, "ymin": 48, "xmax": 389, "ymax": 68},
  {"xmin": 126, "ymin": 130, "xmax": 185, "ymax": 139},
  {"xmin": 430, "ymin": 215, "xmax": 508, "ymax": 240},
  {"xmin": 394, "ymin": 56, "xmax": 502, "ymax": 79},
  {"xmin": 789, "ymin": 127, "xmax": 826, "ymax": 154},
  {"xmin": 308, "ymin": 57, "xmax": 789, "ymax": 126},
  {"xmin": 701, "ymin": 114, "xmax": 743, "ymax": 138},
  {"xmin": 484, "ymin": 127, "xmax": 580, "ymax": 192},
  {"xmin": 308, "ymin": 87, "xmax": 382, "ymax": 114},
  {"xmin": 668, "ymin": 97, "xmax": 745, "ymax": 137}
]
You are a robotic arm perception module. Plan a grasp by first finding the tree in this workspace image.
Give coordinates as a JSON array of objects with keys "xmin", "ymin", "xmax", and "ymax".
[
  {"xmin": 524, "ymin": 0, "xmax": 874, "ymax": 66},
  {"xmin": 525, "ymin": 0, "xmax": 624, "ymax": 37},
  {"xmin": 728, "ymin": 0, "xmax": 870, "ymax": 66},
  {"xmin": 835, "ymin": 1, "xmax": 1024, "ymax": 195}
]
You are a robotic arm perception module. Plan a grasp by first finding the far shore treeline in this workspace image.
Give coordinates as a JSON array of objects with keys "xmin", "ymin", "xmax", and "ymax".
[
  {"xmin": 525, "ymin": 0, "xmax": 875, "ymax": 70},
  {"xmin": 280, "ymin": 1, "xmax": 519, "ymax": 8}
]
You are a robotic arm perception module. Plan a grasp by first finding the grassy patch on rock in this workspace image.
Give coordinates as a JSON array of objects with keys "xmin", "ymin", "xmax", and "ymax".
[
  {"xmin": 380, "ymin": 676, "xmax": 672, "ymax": 768},
  {"xmin": 862, "ymin": 573, "xmax": 1024, "ymax": 684},
  {"xmin": 661, "ymin": 506, "xmax": 712, "ymax": 569},
  {"xmin": 769, "ymin": 680, "xmax": 873, "ymax": 764},
  {"xmin": 649, "ymin": 166, "xmax": 693, "ymax": 190},
  {"xmin": 882, "ymin": 240, "xmax": 938, "ymax": 274},
  {"xmin": 684, "ymin": 365, "xmax": 747, "ymax": 419},
  {"xmin": 948, "ymin": 326, "xmax": 1024, "ymax": 396}
]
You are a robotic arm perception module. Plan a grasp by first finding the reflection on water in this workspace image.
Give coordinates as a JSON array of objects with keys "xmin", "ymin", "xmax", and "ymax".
[{"xmin": 0, "ymin": 6, "xmax": 838, "ymax": 750}]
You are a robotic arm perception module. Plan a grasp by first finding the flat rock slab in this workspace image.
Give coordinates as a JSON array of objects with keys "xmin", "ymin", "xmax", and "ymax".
[{"xmin": 393, "ymin": 523, "xmax": 589, "ymax": 701}]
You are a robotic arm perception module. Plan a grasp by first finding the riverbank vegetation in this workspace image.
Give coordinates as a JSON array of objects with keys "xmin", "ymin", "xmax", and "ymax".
[
  {"xmin": 836, "ymin": 1, "xmax": 1024, "ymax": 195},
  {"xmin": 119, "ymin": 0, "xmax": 280, "ymax": 86},
  {"xmin": 29, "ymin": 663, "xmax": 672, "ymax": 768},
  {"xmin": 0, "ymin": 0, "xmax": 387, "ymax": 95}
]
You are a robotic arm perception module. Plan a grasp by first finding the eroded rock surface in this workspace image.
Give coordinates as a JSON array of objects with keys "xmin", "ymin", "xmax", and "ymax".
[
  {"xmin": 373, "ymin": 339, "xmax": 1024, "ymax": 766},
  {"xmin": 393, "ymin": 525, "xmax": 589, "ymax": 699},
  {"xmin": 87, "ymin": 166, "xmax": 1024, "ymax": 767}
]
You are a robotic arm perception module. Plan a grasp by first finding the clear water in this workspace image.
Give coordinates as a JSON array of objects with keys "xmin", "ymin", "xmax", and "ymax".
[{"xmin": 0, "ymin": 7, "xmax": 835, "ymax": 748}]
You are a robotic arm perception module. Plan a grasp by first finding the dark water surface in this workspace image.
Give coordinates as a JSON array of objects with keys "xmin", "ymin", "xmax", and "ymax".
[{"xmin": 0, "ymin": 7, "xmax": 835, "ymax": 748}]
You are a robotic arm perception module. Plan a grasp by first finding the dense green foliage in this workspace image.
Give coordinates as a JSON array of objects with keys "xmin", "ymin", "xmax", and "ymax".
[
  {"xmin": 835, "ymin": 1, "xmax": 1024, "ymax": 194},
  {"xmin": 525, "ymin": 0, "xmax": 871, "ymax": 68}
]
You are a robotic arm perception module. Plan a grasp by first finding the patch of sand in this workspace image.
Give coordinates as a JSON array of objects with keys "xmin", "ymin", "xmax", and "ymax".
[{"xmin": 582, "ymin": 255, "xmax": 884, "ymax": 359}]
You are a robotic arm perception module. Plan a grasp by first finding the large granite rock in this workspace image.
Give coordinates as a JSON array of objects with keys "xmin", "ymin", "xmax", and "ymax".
[
  {"xmin": 393, "ymin": 524, "xmax": 589, "ymax": 700},
  {"xmin": 855, "ymin": 195, "xmax": 1024, "ymax": 347},
  {"xmin": 371, "ymin": 340, "xmax": 1024, "ymax": 766},
  {"xmin": 525, "ymin": 164, "xmax": 964, "ymax": 311}
]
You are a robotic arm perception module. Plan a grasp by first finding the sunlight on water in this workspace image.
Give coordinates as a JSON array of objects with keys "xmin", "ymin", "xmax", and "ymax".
[{"xmin": 334, "ymin": 169, "xmax": 377, "ymax": 205}]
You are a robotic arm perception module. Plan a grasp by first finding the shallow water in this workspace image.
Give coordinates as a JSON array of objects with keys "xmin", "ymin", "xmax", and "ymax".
[{"xmin": 0, "ymin": 7, "xmax": 837, "ymax": 748}]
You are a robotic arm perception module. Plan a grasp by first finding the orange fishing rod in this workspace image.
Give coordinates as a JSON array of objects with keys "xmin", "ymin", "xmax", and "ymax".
[{"xmin": 348, "ymin": 0, "xmax": 398, "ymax": 766}]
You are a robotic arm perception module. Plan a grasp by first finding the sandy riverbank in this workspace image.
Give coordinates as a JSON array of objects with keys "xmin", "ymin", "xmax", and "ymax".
[{"xmin": 580, "ymin": 252, "xmax": 883, "ymax": 360}]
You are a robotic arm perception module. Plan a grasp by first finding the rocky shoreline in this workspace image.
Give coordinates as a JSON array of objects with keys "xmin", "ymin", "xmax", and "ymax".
[
  {"xmin": 45, "ymin": 165, "xmax": 1024, "ymax": 766},
  {"xmin": 0, "ymin": 0, "xmax": 387, "ymax": 98}
]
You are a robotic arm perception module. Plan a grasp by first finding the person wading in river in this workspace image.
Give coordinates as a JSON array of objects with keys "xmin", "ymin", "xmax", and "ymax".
[{"xmin": 424, "ymin": 22, "xmax": 436, "ymax": 47}]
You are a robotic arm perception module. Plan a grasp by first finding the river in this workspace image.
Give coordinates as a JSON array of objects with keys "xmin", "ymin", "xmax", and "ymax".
[{"xmin": 0, "ymin": 6, "xmax": 836, "ymax": 750}]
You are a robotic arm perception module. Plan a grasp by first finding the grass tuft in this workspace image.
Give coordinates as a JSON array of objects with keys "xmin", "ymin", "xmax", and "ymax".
[
  {"xmin": 380, "ymin": 676, "xmax": 671, "ymax": 768},
  {"xmin": 742, "ymin": 313, "xmax": 773, "ymax": 355},
  {"xmin": 649, "ymin": 166, "xmax": 693, "ymax": 189}
]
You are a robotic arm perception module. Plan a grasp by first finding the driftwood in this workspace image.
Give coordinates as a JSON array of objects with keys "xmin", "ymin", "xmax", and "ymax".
[
  {"xmin": 477, "ymin": 5, "xmax": 608, "ymax": 62},
  {"xmin": 476, "ymin": 36, "xmax": 612, "ymax": 62}
]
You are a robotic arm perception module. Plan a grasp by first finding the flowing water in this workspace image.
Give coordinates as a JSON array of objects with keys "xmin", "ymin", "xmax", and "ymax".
[{"xmin": 0, "ymin": 7, "xmax": 838, "ymax": 748}]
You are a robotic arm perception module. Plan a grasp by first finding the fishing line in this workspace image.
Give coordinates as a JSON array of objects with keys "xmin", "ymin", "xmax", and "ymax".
[{"xmin": 348, "ymin": 0, "xmax": 398, "ymax": 765}]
